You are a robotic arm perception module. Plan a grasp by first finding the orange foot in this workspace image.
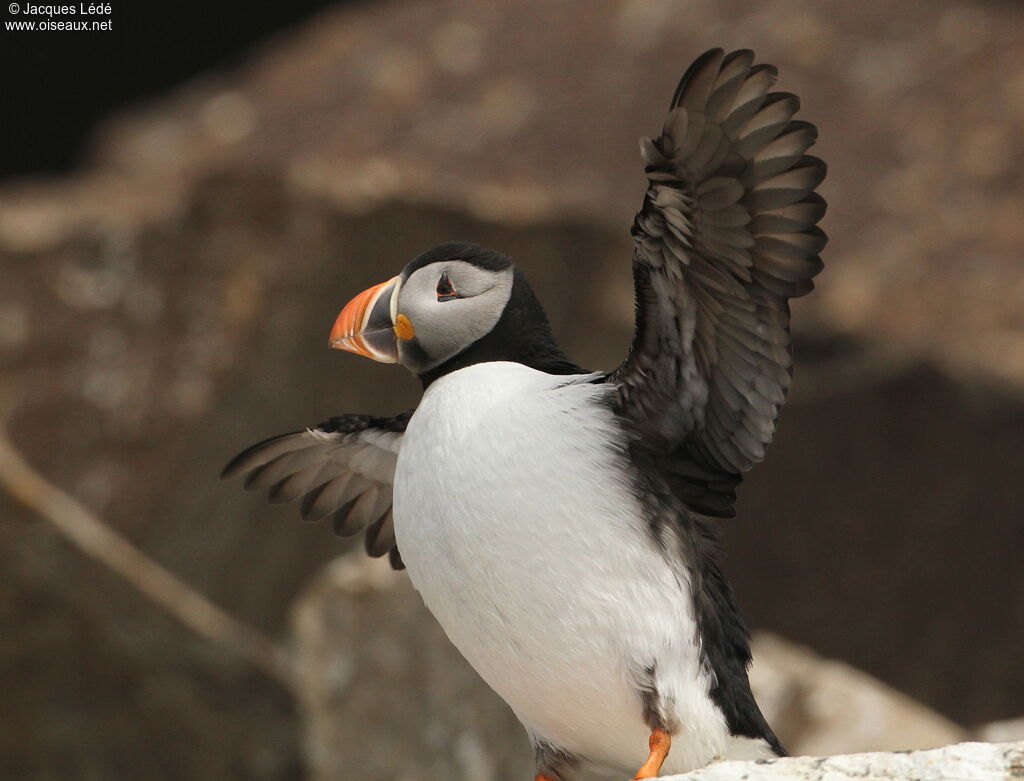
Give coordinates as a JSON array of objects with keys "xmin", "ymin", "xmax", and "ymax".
[
  {"xmin": 534, "ymin": 775, "xmax": 558, "ymax": 781},
  {"xmin": 632, "ymin": 727, "xmax": 672, "ymax": 779}
]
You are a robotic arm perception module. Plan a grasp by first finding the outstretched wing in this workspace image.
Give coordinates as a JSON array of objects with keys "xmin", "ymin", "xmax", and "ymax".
[
  {"xmin": 613, "ymin": 49, "xmax": 827, "ymax": 518},
  {"xmin": 221, "ymin": 411, "xmax": 413, "ymax": 569}
]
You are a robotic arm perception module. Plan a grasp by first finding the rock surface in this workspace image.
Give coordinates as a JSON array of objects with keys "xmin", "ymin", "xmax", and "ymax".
[{"xmin": 659, "ymin": 740, "xmax": 1024, "ymax": 781}]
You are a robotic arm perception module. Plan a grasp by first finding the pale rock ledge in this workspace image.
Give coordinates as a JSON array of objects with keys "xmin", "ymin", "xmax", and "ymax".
[{"xmin": 658, "ymin": 740, "xmax": 1024, "ymax": 780}]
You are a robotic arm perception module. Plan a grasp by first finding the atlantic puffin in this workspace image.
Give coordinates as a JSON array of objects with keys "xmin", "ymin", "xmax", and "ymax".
[{"xmin": 224, "ymin": 49, "xmax": 826, "ymax": 779}]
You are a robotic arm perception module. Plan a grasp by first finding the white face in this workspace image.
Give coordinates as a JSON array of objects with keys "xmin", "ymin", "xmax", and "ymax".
[{"xmin": 396, "ymin": 260, "xmax": 514, "ymax": 374}]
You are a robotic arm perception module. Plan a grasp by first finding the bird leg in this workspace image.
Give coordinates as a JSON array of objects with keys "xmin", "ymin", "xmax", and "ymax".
[
  {"xmin": 534, "ymin": 775, "xmax": 558, "ymax": 781},
  {"xmin": 632, "ymin": 727, "xmax": 672, "ymax": 779}
]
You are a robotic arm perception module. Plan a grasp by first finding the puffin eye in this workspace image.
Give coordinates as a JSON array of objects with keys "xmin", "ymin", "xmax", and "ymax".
[{"xmin": 436, "ymin": 271, "xmax": 458, "ymax": 302}]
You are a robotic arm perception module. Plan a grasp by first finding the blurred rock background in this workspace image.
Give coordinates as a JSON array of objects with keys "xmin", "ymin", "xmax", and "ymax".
[{"xmin": 1, "ymin": 0, "xmax": 1022, "ymax": 778}]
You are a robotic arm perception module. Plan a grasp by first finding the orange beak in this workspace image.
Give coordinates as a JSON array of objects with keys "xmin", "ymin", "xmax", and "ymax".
[{"xmin": 329, "ymin": 276, "xmax": 403, "ymax": 362}]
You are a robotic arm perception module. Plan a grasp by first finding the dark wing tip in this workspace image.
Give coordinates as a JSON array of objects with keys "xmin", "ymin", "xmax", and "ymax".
[
  {"xmin": 330, "ymin": 498, "xmax": 361, "ymax": 536},
  {"xmin": 220, "ymin": 432, "xmax": 294, "ymax": 480},
  {"xmin": 670, "ymin": 47, "xmax": 726, "ymax": 109},
  {"xmin": 299, "ymin": 481, "xmax": 328, "ymax": 521},
  {"xmin": 388, "ymin": 546, "xmax": 405, "ymax": 570},
  {"xmin": 723, "ymin": 48, "xmax": 755, "ymax": 65},
  {"xmin": 364, "ymin": 511, "xmax": 396, "ymax": 558}
]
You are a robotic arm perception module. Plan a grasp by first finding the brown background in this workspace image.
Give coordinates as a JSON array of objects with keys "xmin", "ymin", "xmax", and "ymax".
[{"xmin": 1, "ymin": 0, "xmax": 1022, "ymax": 778}]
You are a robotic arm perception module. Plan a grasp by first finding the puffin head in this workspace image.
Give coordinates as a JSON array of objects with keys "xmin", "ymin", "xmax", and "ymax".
[{"xmin": 329, "ymin": 242, "xmax": 581, "ymax": 385}]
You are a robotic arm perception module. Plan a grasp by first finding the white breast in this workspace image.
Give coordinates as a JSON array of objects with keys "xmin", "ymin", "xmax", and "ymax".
[{"xmin": 393, "ymin": 362, "xmax": 736, "ymax": 773}]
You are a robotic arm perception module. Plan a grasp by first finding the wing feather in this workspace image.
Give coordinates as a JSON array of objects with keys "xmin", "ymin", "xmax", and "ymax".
[
  {"xmin": 222, "ymin": 411, "xmax": 412, "ymax": 568},
  {"xmin": 614, "ymin": 49, "xmax": 827, "ymax": 517}
]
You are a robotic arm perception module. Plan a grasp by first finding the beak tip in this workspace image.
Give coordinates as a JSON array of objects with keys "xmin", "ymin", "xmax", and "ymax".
[
  {"xmin": 329, "ymin": 335, "xmax": 356, "ymax": 351},
  {"xmin": 328, "ymin": 275, "xmax": 402, "ymax": 362}
]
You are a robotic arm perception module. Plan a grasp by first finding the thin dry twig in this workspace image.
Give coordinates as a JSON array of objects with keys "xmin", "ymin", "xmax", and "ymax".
[{"xmin": 0, "ymin": 425, "xmax": 295, "ymax": 691}]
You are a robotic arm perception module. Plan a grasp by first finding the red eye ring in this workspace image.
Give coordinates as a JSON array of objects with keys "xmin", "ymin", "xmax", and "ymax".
[{"xmin": 436, "ymin": 271, "xmax": 458, "ymax": 301}]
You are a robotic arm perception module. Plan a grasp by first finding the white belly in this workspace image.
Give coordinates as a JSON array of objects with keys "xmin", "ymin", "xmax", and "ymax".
[{"xmin": 393, "ymin": 362, "xmax": 736, "ymax": 773}]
